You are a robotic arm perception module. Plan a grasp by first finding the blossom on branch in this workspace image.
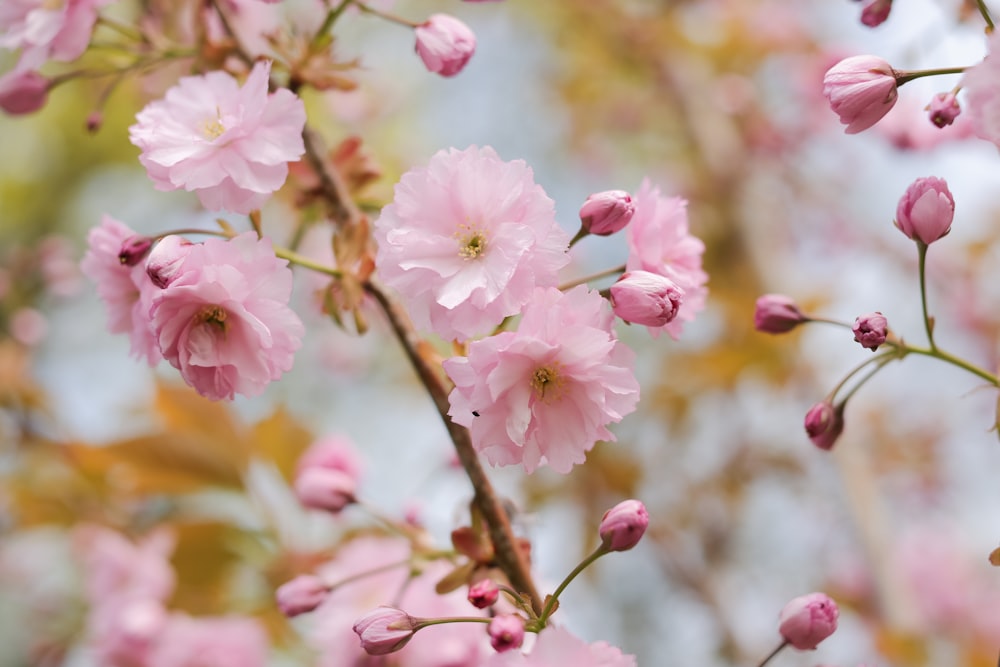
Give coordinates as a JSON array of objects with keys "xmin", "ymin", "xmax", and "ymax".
[
  {"xmin": 0, "ymin": 0, "xmax": 112, "ymax": 67},
  {"xmin": 129, "ymin": 60, "xmax": 306, "ymax": 214},
  {"xmin": 375, "ymin": 145, "xmax": 569, "ymax": 341},
  {"xmin": 150, "ymin": 233, "xmax": 304, "ymax": 401},
  {"xmin": 80, "ymin": 215, "xmax": 162, "ymax": 366},
  {"xmin": 445, "ymin": 286, "xmax": 639, "ymax": 474},
  {"xmin": 625, "ymin": 180, "xmax": 707, "ymax": 338}
]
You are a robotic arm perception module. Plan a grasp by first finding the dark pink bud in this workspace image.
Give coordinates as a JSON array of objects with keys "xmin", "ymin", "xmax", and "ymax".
[
  {"xmin": 295, "ymin": 434, "xmax": 363, "ymax": 480},
  {"xmin": 276, "ymin": 574, "xmax": 329, "ymax": 617},
  {"xmin": 804, "ymin": 401, "xmax": 845, "ymax": 451},
  {"xmin": 415, "ymin": 14, "xmax": 476, "ymax": 77},
  {"xmin": 579, "ymin": 190, "xmax": 635, "ymax": 236},
  {"xmin": 145, "ymin": 235, "xmax": 193, "ymax": 288},
  {"xmin": 927, "ymin": 92, "xmax": 961, "ymax": 128},
  {"xmin": 599, "ymin": 499, "xmax": 649, "ymax": 552},
  {"xmin": 754, "ymin": 294, "xmax": 808, "ymax": 334},
  {"xmin": 294, "ymin": 467, "xmax": 356, "ymax": 514},
  {"xmin": 610, "ymin": 271, "xmax": 683, "ymax": 327},
  {"xmin": 467, "ymin": 579, "xmax": 500, "ymax": 609},
  {"xmin": 823, "ymin": 55, "xmax": 898, "ymax": 134},
  {"xmin": 852, "ymin": 312, "xmax": 888, "ymax": 351},
  {"xmin": 86, "ymin": 111, "xmax": 103, "ymax": 134},
  {"xmin": 353, "ymin": 607, "xmax": 418, "ymax": 655},
  {"xmin": 778, "ymin": 592, "xmax": 839, "ymax": 650},
  {"xmin": 118, "ymin": 236, "xmax": 154, "ymax": 266},
  {"xmin": 0, "ymin": 69, "xmax": 49, "ymax": 115},
  {"xmin": 488, "ymin": 614, "xmax": 525, "ymax": 653},
  {"xmin": 895, "ymin": 176, "xmax": 954, "ymax": 245},
  {"xmin": 860, "ymin": 0, "xmax": 892, "ymax": 27}
]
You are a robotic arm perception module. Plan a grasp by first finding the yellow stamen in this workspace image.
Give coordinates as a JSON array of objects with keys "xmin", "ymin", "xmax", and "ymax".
[
  {"xmin": 455, "ymin": 224, "xmax": 487, "ymax": 259},
  {"xmin": 530, "ymin": 363, "xmax": 565, "ymax": 402},
  {"xmin": 197, "ymin": 305, "xmax": 228, "ymax": 332}
]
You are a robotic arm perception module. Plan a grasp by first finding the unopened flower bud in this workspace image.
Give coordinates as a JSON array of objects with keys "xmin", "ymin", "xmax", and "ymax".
[
  {"xmin": 118, "ymin": 236, "xmax": 154, "ymax": 266},
  {"xmin": 778, "ymin": 592, "xmax": 839, "ymax": 650},
  {"xmin": 353, "ymin": 607, "xmax": 418, "ymax": 655},
  {"xmin": 294, "ymin": 467, "xmax": 356, "ymax": 514},
  {"xmin": 804, "ymin": 401, "xmax": 845, "ymax": 451},
  {"xmin": 927, "ymin": 92, "xmax": 960, "ymax": 128},
  {"xmin": 467, "ymin": 579, "xmax": 500, "ymax": 609},
  {"xmin": 145, "ymin": 236, "xmax": 193, "ymax": 288},
  {"xmin": 610, "ymin": 271, "xmax": 683, "ymax": 327},
  {"xmin": 823, "ymin": 55, "xmax": 898, "ymax": 134},
  {"xmin": 599, "ymin": 499, "xmax": 649, "ymax": 552},
  {"xmin": 86, "ymin": 111, "xmax": 103, "ymax": 134},
  {"xmin": 753, "ymin": 294, "xmax": 808, "ymax": 334},
  {"xmin": 488, "ymin": 614, "xmax": 525, "ymax": 653},
  {"xmin": 0, "ymin": 69, "xmax": 49, "ymax": 115},
  {"xmin": 860, "ymin": 0, "xmax": 892, "ymax": 27},
  {"xmin": 852, "ymin": 312, "xmax": 888, "ymax": 351},
  {"xmin": 894, "ymin": 176, "xmax": 954, "ymax": 245},
  {"xmin": 276, "ymin": 575, "xmax": 329, "ymax": 617},
  {"xmin": 415, "ymin": 14, "xmax": 476, "ymax": 77},
  {"xmin": 579, "ymin": 190, "xmax": 635, "ymax": 236}
]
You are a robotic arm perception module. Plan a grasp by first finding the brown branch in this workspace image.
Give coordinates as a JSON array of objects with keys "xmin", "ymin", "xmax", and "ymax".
[{"xmin": 366, "ymin": 281, "xmax": 543, "ymax": 614}]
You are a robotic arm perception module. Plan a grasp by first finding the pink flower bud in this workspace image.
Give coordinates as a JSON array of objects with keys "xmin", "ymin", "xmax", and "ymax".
[
  {"xmin": 415, "ymin": 14, "xmax": 476, "ymax": 77},
  {"xmin": 294, "ymin": 467, "xmax": 356, "ymax": 514},
  {"xmin": 579, "ymin": 190, "xmax": 635, "ymax": 236},
  {"xmin": 599, "ymin": 499, "xmax": 649, "ymax": 552},
  {"xmin": 823, "ymin": 55, "xmax": 898, "ymax": 134},
  {"xmin": 0, "ymin": 69, "xmax": 49, "ymax": 115},
  {"xmin": 859, "ymin": 0, "xmax": 892, "ymax": 27},
  {"xmin": 804, "ymin": 401, "xmax": 844, "ymax": 451},
  {"xmin": 353, "ymin": 606, "xmax": 418, "ymax": 655},
  {"xmin": 145, "ymin": 236, "xmax": 193, "ymax": 288},
  {"xmin": 894, "ymin": 176, "xmax": 954, "ymax": 245},
  {"xmin": 118, "ymin": 236, "xmax": 154, "ymax": 267},
  {"xmin": 468, "ymin": 579, "xmax": 500, "ymax": 609},
  {"xmin": 610, "ymin": 271, "xmax": 683, "ymax": 327},
  {"xmin": 87, "ymin": 111, "xmax": 103, "ymax": 134},
  {"xmin": 927, "ymin": 92, "xmax": 960, "ymax": 128},
  {"xmin": 852, "ymin": 312, "xmax": 888, "ymax": 351},
  {"xmin": 778, "ymin": 592, "xmax": 839, "ymax": 650},
  {"xmin": 753, "ymin": 294, "xmax": 808, "ymax": 334},
  {"xmin": 276, "ymin": 574, "xmax": 329, "ymax": 617},
  {"xmin": 488, "ymin": 614, "xmax": 525, "ymax": 653}
]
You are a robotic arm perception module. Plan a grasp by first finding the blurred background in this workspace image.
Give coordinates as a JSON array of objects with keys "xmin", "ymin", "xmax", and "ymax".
[{"xmin": 3, "ymin": 0, "xmax": 1000, "ymax": 665}]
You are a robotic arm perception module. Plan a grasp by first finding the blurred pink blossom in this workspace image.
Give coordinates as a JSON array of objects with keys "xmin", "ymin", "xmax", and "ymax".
[
  {"xmin": 445, "ymin": 286, "xmax": 639, "ymax": 474},
  {"xmin": 0, "ymin": 68, "xmax": 48, "ymax": 114},
  {"xmin": 374, "ymin": 145, "xmax": 569, "ymax": 341},
  {"xmin": 0, "ymin": 0, "xmax": 112, "ymax": 67},
  {"xmin": 150, "ymin": 233, "xmax": 304, "ymax": 401},
  {"xmin": 147, "ymin": 614, "xmax": 269, "ymax": 667},
  {"xmin": 625, "ymin": 180, "xmax": 707, "ymax": 339},
  {"xmin": 73, "ymin": 524, "xmax": 176, "ymax": 605},
  {"xmin": 484, "ymin": 625, "xmax": 636, "ymax": 666},
  {"xmin": 961, "ymin": 30, "xmax": 1000, "ymax": 150},
  {"xmin": 80, "ymin": 215, "xmax": 162, "ymax": 365},
  {"xmin": 129, "ymin": 60, "xmax": 306, "ymax": 214}
]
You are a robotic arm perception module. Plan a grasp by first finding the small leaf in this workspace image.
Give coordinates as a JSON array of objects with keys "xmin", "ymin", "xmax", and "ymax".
[{"xmin": 434, "ymin": 561, "xmax": 476, "ymax": 595}]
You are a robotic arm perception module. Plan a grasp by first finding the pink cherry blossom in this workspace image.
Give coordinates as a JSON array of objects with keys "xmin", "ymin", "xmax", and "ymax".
[
  {"xmin": 308, "ymin": 536, "xmax": 490, "ymax": 667},
  {"xmin": 778, "ymin": 592, "xmax": 839, "ymax": 650},
  {"xmin": 88, "ymin": 595, "xmax": 169, "ymax": 667},
  {"xmin": 444, "ymin": 286, "xmax": 640, "ymax": 474},
  {"xmin": 73, "ymin": 524, "xmax": 176, "ymax": 605},
  {"xmin": 484, "ymin": 626, "xmax": 636, "ymax": 667},
  {"xmin": 80, "ymin": 215, "xmax": 162, "ymax": 365},
  {"xmin": 147, "ymin": 613, "xmax": 269, "ymax": 667},
  {"xmin": 0, "ymin": 68, "xmax": 48, "ymax": 114},
  {"xmin": 823, "ymin": 55, "xmax": 899, "ymax": 134},
  {"xmin": 625, "ymin": 179, "xmax": 708, "ymax": 339},
  {"xmin": 129, "ymin": 60, "xmax": 306, "ymax": 214},
  {"xmin": 0, "ymin": 0, "xmax": 112, "ymax": 67},
  {"xmin": 150, "ymin": 232, "xmax": 304, "ymax": 401},
  {"xmin": 414, "ymin": 14, "xmax": 476, "ymax": 77},
  {"xmin": 375, "ymin": 145, "xmax": 570, "ymax": 341},
  {"xmin": 961, "ymin": 30, "xmax": 1000, "ymax": 149}
]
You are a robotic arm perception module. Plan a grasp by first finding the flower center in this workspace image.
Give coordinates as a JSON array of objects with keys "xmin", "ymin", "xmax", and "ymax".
[
  {"xmin": 201, "ymin": 108, "xmax": 226, "ymax": 140},
  {"xmin": 530, "ymin": 363, "xmax": 565, "ymax": 403},
  {"xmin": 41, "ymin": 0, "xmax": 65, "ymax": 10},
  {"xmin": 455, "ymin": 224, "xmax": 487, "ymax": 260},
  {"xmin": 196, "ymin": 305, "xmax": 228, "ymax": 332}
]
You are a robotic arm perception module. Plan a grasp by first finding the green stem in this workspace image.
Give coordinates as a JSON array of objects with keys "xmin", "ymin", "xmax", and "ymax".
[
  {"xmin": 755, "ymin": 640, "xmax": 789, "ymax": 667},
  {"xmin": 352, "ymin": 1, "xmax": 421, "ymax": 28},
  {"xmin": 96, "ymin": 15, "xmax": 147, "ymax": 43},
  {"xmin": 895, "ymin": 66, "xmax": 969, "ymax": 87},
  {"xmin": 326, "ymin": 558, "xmax": 413, "ymax": 591},
  {"xmin": 273, "ymin": 246, "xmax": 342, "ymax": 277},
  {"xmin": 558, "ymin": 264, "xmax": 627, "ymax": 291},
  {"xmin": 313, "ymin": 0, "xmax": 354, "ymax": 44},
  {"xmin": 916, "ymin": 242, "xmax": 936, "ymax": 351},
  {"xmin": 897, "ymin": 345, "xmax": 999, "ymax": 387},
  {"xmin": 828, "ymin": 351, "xmax": 898, "ymax": 401},
  {"xmin": 536, "ymin": 546, "xmax": 607, "ymax": 625},
  {"xmin": 415, "ymin": 616, "xmax": 492, "ymax": 630},
  {"xmin": 977, "ymin": 0, "xmax": 996, "ymax": 30},
  {"xmin": 568, "ymin": 227, "xmax": 589, "ymax": 248}
]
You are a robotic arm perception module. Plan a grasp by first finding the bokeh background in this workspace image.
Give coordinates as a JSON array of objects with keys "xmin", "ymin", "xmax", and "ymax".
[{"xmin": 3, "ymin": 0, "xmax": 1000, "ymax": 665}]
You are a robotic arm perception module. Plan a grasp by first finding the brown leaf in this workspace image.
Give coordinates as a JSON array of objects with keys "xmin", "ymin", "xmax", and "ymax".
[{"xmin": 250, "ymin": 407, "xmax": 313, "ymax": 482}]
